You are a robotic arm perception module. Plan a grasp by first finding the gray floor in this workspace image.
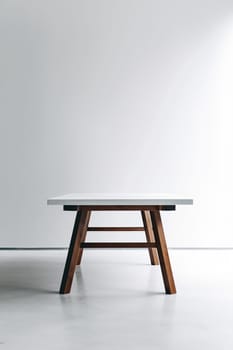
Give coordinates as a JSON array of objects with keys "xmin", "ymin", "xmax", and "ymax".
[{"xmin": 0, "ymin": 249, "xmax": 233, "ymax": 349}]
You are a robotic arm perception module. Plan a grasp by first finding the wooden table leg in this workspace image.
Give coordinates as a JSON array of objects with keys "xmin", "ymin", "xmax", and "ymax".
[
  {"xmin": 150, "ymin": 209, "xmax": 176, "ymax": 294},
  {"xmin": 141, "ymin": 210, "xmax": 159, "ymax": 265},
  {"xmin": 59, "ymin": 208, "xmax": 91, "ymax": 294},
  {"xmin": 76, "ymin": 212, "xmax": 91, "ymax": 265}
]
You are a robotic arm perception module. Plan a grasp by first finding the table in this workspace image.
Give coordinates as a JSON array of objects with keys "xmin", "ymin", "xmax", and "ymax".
[{"xmin": 47, "ymin": 193, "xmax": 193, "ymax": 294}]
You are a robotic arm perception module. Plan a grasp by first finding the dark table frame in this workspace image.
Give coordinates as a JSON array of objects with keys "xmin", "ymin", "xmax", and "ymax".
[{"xmin": 60, "ymin": 205, "xmax": 176, "ymax": 294}]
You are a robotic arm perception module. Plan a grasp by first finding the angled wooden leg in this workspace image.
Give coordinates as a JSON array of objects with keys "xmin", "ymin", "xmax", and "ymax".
[
  {"xmin": 59, "ymin": 208, "xmax": 91, "ymax": 294},
  {"xmin": 141, "ymin": 210, "xmax": 159, "ymax": 265},
  {"xmin": 150, "ymin": 209, "xmax": 176, "ymax": 294},
  {"xmin": 76, "ymin": 211, "xmax": 91, "ymax": 265}
]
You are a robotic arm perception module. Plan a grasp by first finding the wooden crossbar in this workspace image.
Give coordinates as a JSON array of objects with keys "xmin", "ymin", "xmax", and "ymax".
[
  {"xmin": 80, "ymin": 242, "xmax": 157, "ymax": 248},
  {"xmin": 87, "ymin": 227, "xmax": 144, "ymax": 231}
]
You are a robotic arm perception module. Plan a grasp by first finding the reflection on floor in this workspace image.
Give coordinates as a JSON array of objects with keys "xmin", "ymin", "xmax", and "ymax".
[{"xmin": 0, "ymin": 249, "xmax": 233, "ymax": 349}]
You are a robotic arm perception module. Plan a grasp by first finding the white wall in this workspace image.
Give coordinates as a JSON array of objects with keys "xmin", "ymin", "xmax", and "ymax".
[{"xmin": 0, "ymin": 0, "xmax": 233, "ymax": 247}]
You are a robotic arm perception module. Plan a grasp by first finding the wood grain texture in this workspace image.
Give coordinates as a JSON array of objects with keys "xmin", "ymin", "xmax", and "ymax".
[
  {"xmin": 59, "ymin": 209, "xmax": 91, "ymax": 294},
  {"xmin": 141, "ymin": 210, "xmax": 160, "ymax": 265},
  {"xmin": 150, "ymin": 210, "xmax": 176, "ymax": 294}
]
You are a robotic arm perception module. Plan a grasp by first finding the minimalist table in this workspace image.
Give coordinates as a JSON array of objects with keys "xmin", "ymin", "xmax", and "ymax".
[{"xmin": 47, "ymin": 193, "xmax": 193, "ymax": 294}]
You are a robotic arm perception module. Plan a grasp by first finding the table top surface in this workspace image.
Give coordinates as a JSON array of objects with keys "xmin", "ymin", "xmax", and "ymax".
[{"xmin": 47, "ymin": 193, "xmax": 193, "ymax": 206}]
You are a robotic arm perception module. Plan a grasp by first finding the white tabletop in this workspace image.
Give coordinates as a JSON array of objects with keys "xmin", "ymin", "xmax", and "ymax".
[{"xmin": 47, "ymin": 193, "xmax": 193, "ymax": 206}]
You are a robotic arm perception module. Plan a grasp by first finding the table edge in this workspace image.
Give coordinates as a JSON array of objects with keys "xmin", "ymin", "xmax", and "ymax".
[{"xmin": 47, "ymin": 198, "xmax": 193, "ymax": 206}]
